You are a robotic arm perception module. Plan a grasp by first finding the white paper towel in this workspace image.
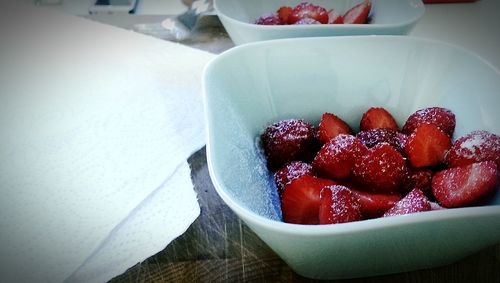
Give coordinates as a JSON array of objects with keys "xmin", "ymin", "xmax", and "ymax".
[{"xmin": 0, "ymin": 2, "xmax": 214, "ymax": 282}]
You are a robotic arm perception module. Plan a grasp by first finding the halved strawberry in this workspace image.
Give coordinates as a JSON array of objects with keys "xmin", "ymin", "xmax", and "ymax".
[
  {"xmin": 402, "ymin": 107, "xmax": 456, "ymax": 137},
  {"xmin": 404, "ymin": 123, "xmax": 452, "ymax": 168},
  {"xmin": 261, "ymin": 119, "xmax": 316, "ymax": 171},
  {"xmin": 359, "ymin": 107, "xmax": 399, "ymax": 131},
  {"xmin": 356, "ymin": 128, "xmax": 406, "ymax": 152},
  {"xmin": 432, "ymin": 161, "xmax": 499, "ymax": 208},
  {"xmin": 319, "ymin": 185, "xmax": 362, "ymax": 224},
  {"xmin": 352, "ymin": 143, "xmax": 407, "ymax": 194},
  {"xmin": 402, "ymin": 168, "xmax": 433, "ymax": 193},
  {"xmin": 383, "ymin": 188, "xmax": 431, "ymax": 217},
  {"xmin": 327, "ymin": 9, "xmax": 344, "ymax": 24},
  {"xmin": 281, "ymin": 175, "xmax": 337, "ymax": 224},
  {"xmin": 350, "ymin": 188, "xmax": 401, "ymax": 218},
  {"xmin": 445, "ymin": 130, "xmax": 500, "ymax": 168},
  {"xmin": 289, "ymin": 2, "xmax": 329, "ymax": 24},
  {"xmin": 274, "ymin": 161, "xmax": 313, "ymax": 196},
  {"xmin": 312, "ymin": 134, "xmax": 368, "ymax": 180},
  {"xmin": 277, "ymin": 6, "xmax": 293, "ymax": 24},
  {"xmin": 317, "ymin": 112, "xmax": 353, "ymax": 144},
  {"xmin": 255, "ymin": 13, "xmax": 282, "ymax": 25},
  {"xmin": 343, "ymin": 0, "xmax": 372, "ymax": 24}
]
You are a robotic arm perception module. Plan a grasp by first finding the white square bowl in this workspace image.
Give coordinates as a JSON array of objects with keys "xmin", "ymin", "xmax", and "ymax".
[
  {"xmin": 202, "ymin": 36, "xmax": 500, "ymax": 279},
  {"xmin": 214, "ymin": 0, "xmax": 425, "ymax": 45}
]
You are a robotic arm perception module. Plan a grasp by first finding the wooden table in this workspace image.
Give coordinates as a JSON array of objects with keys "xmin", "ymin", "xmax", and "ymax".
[{"xmin": 110, "ymin": 1, "xmax": 500, "ymax": 281}]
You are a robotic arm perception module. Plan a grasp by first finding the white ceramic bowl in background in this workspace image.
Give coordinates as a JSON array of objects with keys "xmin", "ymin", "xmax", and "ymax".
[
  {"xmin": 214, "ymin": 0, "xmax": 425, "ymax": 45},
  {"xmin": 202, "ymin": 36, "xmax": 500, "ymax": 280}
]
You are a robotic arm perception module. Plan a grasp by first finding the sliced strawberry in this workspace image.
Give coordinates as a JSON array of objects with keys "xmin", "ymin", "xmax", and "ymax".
[
  {"xmin": 356, "ymin": 128, "xmax": 406, "ymax": 152},
  {"xmin": 343, "ymin": 0, "xmax": 372, "ymax": 24},
  {"xmin": 274, "ymin": 161, "xmax": 313, "ymax": 196},
  {"xmin": 402, "ymin": 168, "xmax": 433, "ymax": 193},
  {"xmin": 431, "ymin": 161, "xmax": 499, "ymax": 208},
  {"xmin": 350, "ymin": 188, "xmax": 401, "ymax": 218},
  {"xmin": 327, "ymin": 9, "xmax": 344, "ymax": 24},
  {"xmin": 317, "ymin": 112, "xmax": 353, "ymax": 144},
  {"xmin": 281, "ymin": 175, "xmax": 337, "ymax": 224},
  {"xmin": 261, "ymin": 119, "xmax": 316, "ymax": 171},
  {"xmin": 402, "ymin": 107, "xmax": 456, "ymax": 137},
  {"xmin": 404, "ymin": 123, "xmax": 452, "ymax": 168},
  {"xmin": 359, "ymin": 107, "xmax": 399, "ymax": 131},
  {"xmin": 312, "ymin": 134, "xmax": 368, "ymax": 180},
  {"xmin": 255, "ymin": 12, "xmax": 282, "ymax": 25},
  {"xmin": 352, "ymin": 143, "xmax": 407, "ymax": 194},
  {"xmin": 383, "ymin": 188, "xmax": 431, "ymax": 217},
  {"xmin": 319, "ymin": 185, "xmax": 362, "ymax": 224},
  {"xmin": 289, "ymin": 2, "xmax": 329, "ymax": 24},
  {"xmin": 445, "ymin": 130, "xmax": 500, "ymax": 168},
  {"xmin": 277, "ymin": 6, "xmax": 293, "ymax": 24},
  {"xmin": 294, "ymin": 18, "xmax": 321, "ymax": 25}
]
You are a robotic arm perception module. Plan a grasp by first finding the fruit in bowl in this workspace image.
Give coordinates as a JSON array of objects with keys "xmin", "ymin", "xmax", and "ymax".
[
  {"xmin": 255, "ymin": 1, "xmax": 373, "ymax": 25},
  {"xmin": 203, "ymin": 36, "xmax": 500, "ymax": 279},
  {"xmin": 260, "ymin": 107, "xmax": 500, "ymax": 225}
]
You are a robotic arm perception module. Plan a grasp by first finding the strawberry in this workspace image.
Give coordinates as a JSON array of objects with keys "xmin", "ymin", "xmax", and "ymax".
[
  {"xmin": 402, "ymin": 107, "xmax": 456, "ymax": 137},
  {"xmin": 274, "ymin": 161, "xmax": 313, "ymax": 196},
  {"xmin": 350, "ymin": 188, "xmax": 401, "ymax": 218},
  {"xmin": 402, "ymin": 168, "xmax": 433, "ymax": 193},
  {"xmin": 352, "ymin": 143, "xmax": 407, "ymax": 194},
  {"xmin": 312, "ymin": 134, "xmax": 368, "ymax": 180},
  {"xmin": 432, "ymin": 161, "xmax": 499, "ymax": 208},
  {"xmin": 356, "ymin": 128, "xmax": 406, "ymax": 152},
  {"xmin": 430, "ymin": 202, "xmax": 446, "ymax": 211},
  {"xmin": 317, "ymin": 112, "xmax": 353, "ymax": 144},
  {"xmin": 383, "ymin": 188, "xmax": 431, "ymax": 217},
  {"xmin": 343, "ymin": 0, "xmax": 372, "ymax": 24},
  {"xmin": 289, "ymin": 2, "xmax": 329, "ymax": 24},
  {"xmin": 294, "ymin": 18, "xmax": 321, "ymax": 25},
  {"xmin": 327, "ymin": 9, "xmax": 344, "ymax": 24},
  {"xmin": 359, "ymin": 107, "xmax": 399, "ymax": 131},
  {"xmin": 319, "ymin": 185, "xmax": 362, "ymax": 224},
  {"xmin": 445, "ymin": 130, "xmax": 500, "ymax": 168},
  {"xmin": 404, "ymin": 123, "xmax": 452, "ymax": 168},
  {"xmin": 281, "ymin": 175, "xmax": 337, "ymax": 224},
  {"xmin": 277, "ymin": 6, "xmax": 293, "ymax": 24},
  {"xmin": 261, "ymin": 119, "xmax": 316, "ymax": 171},
  {"xmin": 255, "ymin": 13, "xmax": 282, "ymax": 25}
]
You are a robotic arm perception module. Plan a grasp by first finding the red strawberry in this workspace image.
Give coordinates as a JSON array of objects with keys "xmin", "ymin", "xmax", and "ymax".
[
  {"xmin": 312, "ymin": 134, "xmax": 368, "ymax": 180},
  {"xmin": 327, "ymin": 9, "xmax": 344, "ymax": 24},
  {"xmin": 350, "ymin": 188, "xmax": 401, "ymax": 218},
  {"xmin": 432, "ymin": 161, "xmax": 499, "ymax": 208},
  {"xmin": 277, "ymin": 6, "xmax": 293, "ymax": 24},
  {"xmin": 274, "ymin": 161, "xmax": 313, "ymax": 196},
  {"xmin": 383, "ymin": 188, "xmax": 431, "ymax": 217},
  {"xmin": 402, "ymin": 168, "xmax": 433, "ymax": 193},
  {"xmin": 317, "ymin": 112, "xmax": 353, "ymax": 144},
  {"xmin": 319, "ymin": 185, "xmax": 362, "ymax": 224},
  {"xmin": 359, "ymin": 107, "xmax": 399, "ymax": 131},
  {"xmin": 404, "ymin": 123, "xmax": 452, "ymax": 168},
  {"xmin": 445, "ymin": 130, "xmax": 500, "ymax": 168},
  {"xmin": 356, "ymin": 128, "xmax": 406, "ymax": 152},
  {"xmin": 289, "ymin": 2, "xmax": 329, "ymax": 24},
  {"xmin": 352, "ymin": 143, "xmax": 407, "ymax": 194},
  {"xmin": 255, "ymin": 13, "xmax": 282, "ymax": 25},
  {"xmin": 402, "ymin": 107, "xmax": 456, "ymax": 137},
  {"xmin": 294, "ymin": 18, "xmax": 321, "ymax": 25},
  {"xmin": 343, "ymin": 0, "xmax": 372, "ymax": 24},
  {"xmin": 261, "ymin": 119, "xmax": 316, "ymax": 171},
  {"xmin": 281, "ymin": 175, "xmax": 337, "ymax": 224}
]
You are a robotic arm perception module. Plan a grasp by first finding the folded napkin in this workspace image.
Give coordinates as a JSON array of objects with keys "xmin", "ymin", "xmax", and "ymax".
[{"xmin": 0, "ymin": 2, "xmax": 213, "ymax": 282}]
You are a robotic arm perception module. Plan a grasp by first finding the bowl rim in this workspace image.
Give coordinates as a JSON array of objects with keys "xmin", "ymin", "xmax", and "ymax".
[
  {"xmin": 202, "ymin": 35, "xmax": 500, "ymax": 236},
  {"xmin": 214, "ymin": 0, "xmax": 426, "ymax": 30}
]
